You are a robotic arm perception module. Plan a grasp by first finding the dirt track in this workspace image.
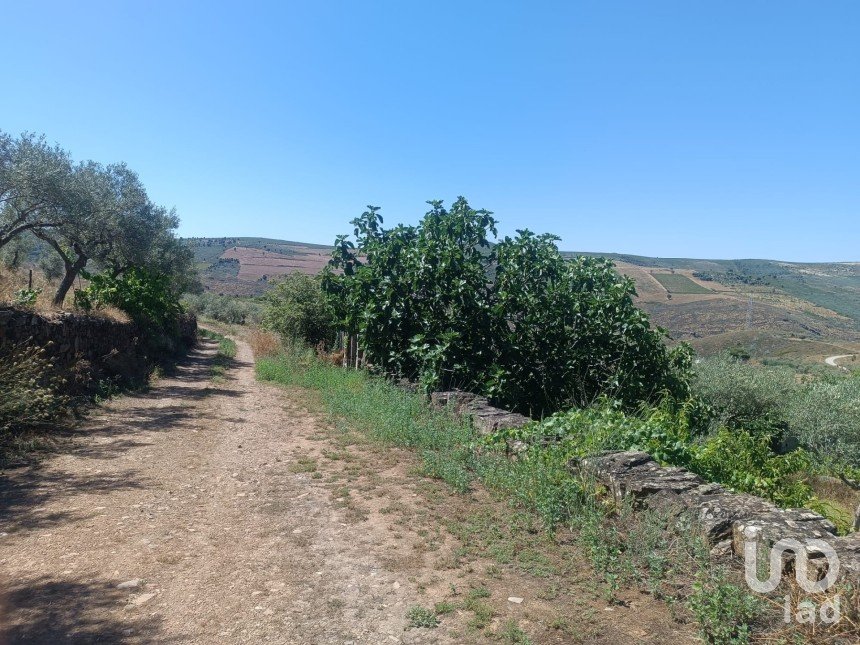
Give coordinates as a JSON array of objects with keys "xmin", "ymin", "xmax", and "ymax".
[{"xmin": 0, "ymin": 337, "xmax": 693, "ymax": 644}]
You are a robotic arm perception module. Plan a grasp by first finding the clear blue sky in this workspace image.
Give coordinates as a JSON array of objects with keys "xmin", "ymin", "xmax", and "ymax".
[{"xmin": 2, "ymin": 1, "xmax": 857, "ymax": 262}]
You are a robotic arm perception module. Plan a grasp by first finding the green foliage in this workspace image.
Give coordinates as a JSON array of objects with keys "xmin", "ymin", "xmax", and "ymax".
[
  {"xmin": 324, "ymin": 199, "xmax": 692, "ymax": 415},
  {"xmin": 695, "ymin": 355, "xmax": 860, "ymax": 479},
  {"xmin": 405, "ymin": 605, "xmax": 439, "ymax": 629},
  {"xmin": 0, "ymin": 344, "xmax": 70, "ymax": 432},
  {"xmin": 12, "ymin": 287, "xmax": 40, "ymax": 306},
  {"xmin": 182, "ymin": 292, "xmax": 261, "ymax": 325},
  {"xmin": 688, "ymin": 567, "xmax": 759, "ymax": 645},
  {"xmin": 262, "ymin": 273, "xmax": 335, "ymax": 347},
  {"xmin": 256, "ymin": 347, "xmax": 764, "ymax": 641},
  {"xmin": 692, "ymin": 428, "xmax": 814, "ymax": 507},
  {"xmin": 485, "ymin": 401, "xmax": 816, "ymax": 510},
  {"xmin": 75, "ymin": 267, "xmax": 182, "ymax": 333}
]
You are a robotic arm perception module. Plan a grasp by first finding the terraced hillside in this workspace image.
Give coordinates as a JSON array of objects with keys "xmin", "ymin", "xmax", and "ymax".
[
  {"xmin": 185, "ymin": 237, "xmax": 331, "ymax": 296},
  {"xmin": 185, "ymin": 237, "xmax": 860, "ymax": 360}
]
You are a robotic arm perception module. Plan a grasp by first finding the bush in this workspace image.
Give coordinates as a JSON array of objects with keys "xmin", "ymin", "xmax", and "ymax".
[
  {"xmin": 785, "ymin": 377, "xmax": 860, "ymax": 472},
  {"xmin": 0, "ymin": 344, "xmax": 70, "ymax": 432},
  {"xmin": 486, "ymin": 402, "xmax": 816, "ymax": 510},
  {"xmin": 262, "ymin": 273, "xmax": 336, "ymax": 347},
  {"xmin": 75, "ymin": 267, "xmax": 182, "ymax": 335},
  {"xmin": 182, "ymin": 292, "xmax": 261, "ymax": 325},
  {"xmin": 695, "ymin": 355, "xmax": 860, "ymax": 478},
  {"xmin": 693, "ymin": 355, "xmax": 797, "ymax": 430}
]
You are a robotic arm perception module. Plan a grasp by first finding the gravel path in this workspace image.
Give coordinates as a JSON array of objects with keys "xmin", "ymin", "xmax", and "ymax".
[{"xmin": 0, "ymin": 337, "xmax": 693, "ymax": 644}]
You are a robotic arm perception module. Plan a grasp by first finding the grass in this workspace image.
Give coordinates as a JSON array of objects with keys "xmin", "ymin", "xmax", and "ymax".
[
  {"xmin": 255, "ymin": 344, "xmax": 860, "ymax": 644},
  {"xmin": 199, "ymin": 328, "xmax": 237, "ymax": 381},
  {"xmin": 256, "ymin": 346, "xmax": 474, "ymax": 492},
  {"xmin": 651, "ymin": 272, "xmax": 713, "ymax": 294}
]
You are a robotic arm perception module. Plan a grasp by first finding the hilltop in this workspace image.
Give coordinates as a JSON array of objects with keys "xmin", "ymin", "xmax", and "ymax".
[{"xmin": 183, "ymin": 237, "xmax": 860, "ymax": 362}]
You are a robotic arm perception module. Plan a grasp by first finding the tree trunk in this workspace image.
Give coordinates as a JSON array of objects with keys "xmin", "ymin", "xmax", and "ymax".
[{"xmin": 53, "ymin": 254, "xmax": 87, "ymax": 306}]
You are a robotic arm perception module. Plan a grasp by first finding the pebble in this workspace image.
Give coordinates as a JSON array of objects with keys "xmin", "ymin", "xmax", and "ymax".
[
  {"xmin": 117, "ymin": 579, "xmax": 142, "ymax": 589},
  {"xmin": 508, "ymin": 596, "xmax": 524, "ymax": 604}
]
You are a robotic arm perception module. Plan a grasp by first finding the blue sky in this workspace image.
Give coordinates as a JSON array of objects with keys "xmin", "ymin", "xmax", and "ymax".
[{"xmin": 1, "ymin": 1, "xmax": 857, "ymax": 261}]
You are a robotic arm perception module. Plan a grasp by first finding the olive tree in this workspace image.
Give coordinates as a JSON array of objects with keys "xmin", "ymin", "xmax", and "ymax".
[{"xmin": 0, "ymin": 132, "xmax": 72, "ymax": 249}]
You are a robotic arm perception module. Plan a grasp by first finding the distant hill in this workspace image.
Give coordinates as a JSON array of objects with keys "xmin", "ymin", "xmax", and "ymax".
[
  {"xmin": 184, "ymin": 237, "xmax": 860, "ymax": 361},
  {"xmin": 184, "ymin": 237, "xmax": 331, "ymax": 296}
]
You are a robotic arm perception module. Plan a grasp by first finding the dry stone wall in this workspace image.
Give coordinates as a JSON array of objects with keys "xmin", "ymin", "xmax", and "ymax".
[
  {"xmin": 0, "ymin": 307, "xmax": 197, "ymax": 388},
  {"xmin": 431, "ymin": 390, "xmax": 860, "ymax": 584}
]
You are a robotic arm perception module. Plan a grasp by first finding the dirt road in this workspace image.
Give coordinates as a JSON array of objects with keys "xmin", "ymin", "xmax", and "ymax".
[
  {"xmin": 0, "ymin": 337, "xmax": 692, "ymax": 644},
  {"xmin": 825, "ymin": 354, "xmax": 854, "ymax": 368}
]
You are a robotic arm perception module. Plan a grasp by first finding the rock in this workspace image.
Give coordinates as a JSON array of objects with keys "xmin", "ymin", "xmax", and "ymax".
[
  {"xmin": 573, "ymin": 449, "xmax": 860, "ymax": 584},
  {"xmin": 130, "ymin": 592, "xmax": 157, "ymax": 607},
  {"xmin": 117, "ymin": 578, "xmax": 142, "ymax": 589},
  {"xmin": 507, "ymin": 597, "xmax": 523, "ymax": 604},
  {"xmin": 430, "ymin": 390, "xmax": 530, "ymax": 435}
]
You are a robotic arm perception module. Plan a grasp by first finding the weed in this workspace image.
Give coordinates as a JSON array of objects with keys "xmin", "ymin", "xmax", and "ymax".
[
  {"xmin": 405, "ymin": 605, "xmax": 439, "ymax": 629},
  {"xmin": 288, "ymin": 456, "xmax": 317, "ymax": 473},
  {"xmin": 498, "ymin": 619, "xmax": 532, "ymax": 644},
  {"xmin": 688, "ymin": 567, "xmax": 759, "ymax": 645}
]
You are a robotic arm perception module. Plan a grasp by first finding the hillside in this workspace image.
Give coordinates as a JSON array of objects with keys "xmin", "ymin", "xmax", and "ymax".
[{"xmin": 185, "ymin": 237, "xmax": 860, "ymax": 360}]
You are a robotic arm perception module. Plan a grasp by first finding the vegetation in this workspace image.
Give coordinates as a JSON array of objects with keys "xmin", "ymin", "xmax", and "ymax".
[
  {"xmin": 262, "ymin": 273, "xmax": 335, "ymax": 347},
  {"xmin": 0, "ymin": 344, "xmax": 70, "ymax": 432},
  {"xmin": 322, "ymin": 198, "xmax": 692, "ymax": 416},
  {"xmin": 651, "ymin": 272, "xmax": 713, "ymax": 294},
  {"xmin": 0, "ymin": 129, "xmax": 197, "ymax": 307},
  {"xmin": 75, "ymin": 267, "xmax": 182, "ymax": 333},
  {"xmin": 256, "ymin": 345, "xmax": 826, "ymax": 643},
  {"xmin": 182, "ymin": 292, "xmax": 262, "ymax": 325}
]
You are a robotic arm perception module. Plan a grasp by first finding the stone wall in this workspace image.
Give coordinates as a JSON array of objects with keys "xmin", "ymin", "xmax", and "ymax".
[
  {"xmin": 431, "ymin": 390, "xmax": 859, "ymax": 584},
  {"xmin": 430, "ymin": 390, "xmax": 531, "ymax": 435},
  {"xmin": 0, "ymin": 307, "xmax": 197, "ymax": 388}
]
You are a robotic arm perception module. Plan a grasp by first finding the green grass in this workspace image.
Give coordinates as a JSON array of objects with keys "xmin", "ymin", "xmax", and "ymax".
[
  {"xmin": 199, "ymin": 328, "xmax": 237, "ymax": 380},
  {"xmin": 255, "ymin": 346, "xmax": 788, "ymax": 643},
  {"xmin": 256, "ymin": 347, "xmax": 474, "ymax": 492},
  {"xmin": 651, "ymin": 272, "xmax": 713, "ymax": 294}
]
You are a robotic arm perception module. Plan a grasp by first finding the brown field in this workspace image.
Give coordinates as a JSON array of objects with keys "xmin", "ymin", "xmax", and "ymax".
[{"xmin": 221, "ymin": 246, "xmax": 330, "ymax": 281}]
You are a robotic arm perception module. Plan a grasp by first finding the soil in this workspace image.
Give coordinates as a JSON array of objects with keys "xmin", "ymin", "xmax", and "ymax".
[{"xmin": 0, "ymin": 337, "xmax": 696, "ymax": 644}]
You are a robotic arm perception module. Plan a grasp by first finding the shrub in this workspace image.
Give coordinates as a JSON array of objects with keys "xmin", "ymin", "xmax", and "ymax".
[
  {"xmin": 12, "ymin": 287, "xmax": 40, "ymax": 307},
  {"xmin": 75, "ymin": 267, "xmax": 182, "ymax": 334},
  {"xmin": 688, "ymin": 567, "xmax": 759, "ymax": 645},
  {"xmin": 182, "ymin": 292, "xmax": 261, "ymax": 325},
  {"xmin": 784, "ymin": 377, "xmax": 860, "ymax": 472},
  {"xmin": 262, "ymin": 273, "xmax": 336, "ymax": 347},
  {"xmin": 0, "ymin": 344, "xmax": 70, "ymax": 432},
  {"xmin": 695, "ymin": 355, "xmax": 860, "ymax": 479},
  {"xmin": 486, "ymin": 402, "xmax": 816, "ymax": 510},
  {"xmin": 693, "ymin": 355, "xmax": 797, "ymax": 431}
]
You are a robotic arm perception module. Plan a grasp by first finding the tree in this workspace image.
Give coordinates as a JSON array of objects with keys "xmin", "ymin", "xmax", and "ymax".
[
  {"xmin": 325, "ymin": 198, "xmax": 497, "ymax": 391},
  {"xmin": 0, "ymin": 132, "xmax": 72, "ymax": 250},
  {"xmin": 34, "ymin": 161, "xmax": 195, "ymax": 305}
]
